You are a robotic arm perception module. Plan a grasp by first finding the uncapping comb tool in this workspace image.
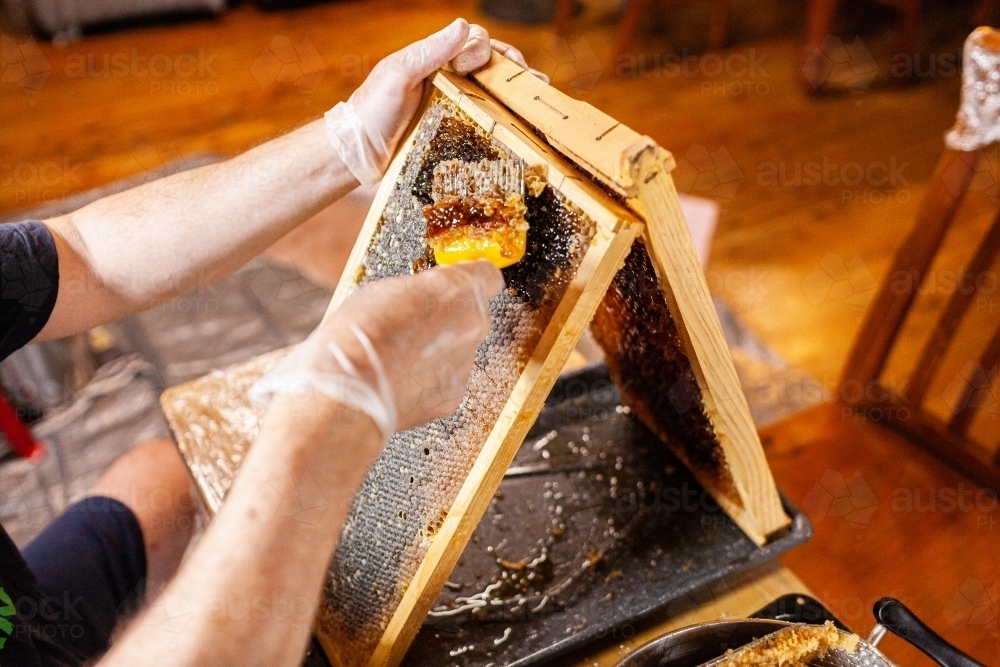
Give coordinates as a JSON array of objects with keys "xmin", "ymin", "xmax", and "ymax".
[{"xmin": 423, "ymin": 158, "xmax": 529, "ymax": 269}]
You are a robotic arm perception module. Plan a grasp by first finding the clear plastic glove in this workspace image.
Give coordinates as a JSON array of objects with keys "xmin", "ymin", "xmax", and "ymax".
[
  {"xmin": 325, "ymin": 18, "xmax": 549, "ymax": 186},
  {"xmin": 251, "ymin": 261, "xmax": 504, "ymax": 441}
]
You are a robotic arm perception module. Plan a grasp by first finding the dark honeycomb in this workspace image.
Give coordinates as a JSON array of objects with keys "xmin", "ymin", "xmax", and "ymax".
[
  {"xmin": 590, "ymin": 240, "xmax": 740, "ymax": 506},
  {"xmin": 316, "ymin": 93, "xmax": 597, "ymax": 667}
]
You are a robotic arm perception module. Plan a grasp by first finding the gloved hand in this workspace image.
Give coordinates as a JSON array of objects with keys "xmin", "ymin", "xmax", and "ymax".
[
  {"xmin": 251, "ymin": 261, "xmax": 504, "ymax": 441},
  {"xmin": 325, "ymin": 18, "xmax": 549, "ymax": 186}
]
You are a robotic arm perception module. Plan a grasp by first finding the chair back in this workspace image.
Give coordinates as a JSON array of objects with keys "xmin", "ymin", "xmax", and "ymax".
[{"xmin": 841, "ymin": 27, "xmax": 1000, "ymax": 489}]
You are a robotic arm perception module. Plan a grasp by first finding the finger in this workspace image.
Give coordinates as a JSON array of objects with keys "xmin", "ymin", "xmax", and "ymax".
[
  {"xmin": 527, "ymin": 67, "xmax": 550, "ymax": 84},
  {"xmin": 490, "ymin": 39, "xmax": 551, "ymax": 83},
  {"xmin": 414, "ymin": 263, "xmax": 499, "ymax": 339},
  {"xmin": 489, "ymin": 40, "xmax": 527, "ymax": 69},
  {"xmin": 444, "ymin": 261, "xmax": 503, "ymax": 332},
  {"xmin": 390, "ymin": 18, "xmax": 471, "ymax": 86},
  {"xmin": 450, "ymin": 24, "xmax": 492, "ymax": 74},
  {"xmin": 449, "ymin": 260, "xmax": 505, "ymax": 300},
  {"xmin": 459, "ymin": 260, "xmax": 504, "ymax": 336},
  {"xmin": 401, "ymin": 351, "xmax": 475, "ymax": 423},
  {"xmin": 425, "ymin": 351, "xmax": 477, "ymax": 413}
]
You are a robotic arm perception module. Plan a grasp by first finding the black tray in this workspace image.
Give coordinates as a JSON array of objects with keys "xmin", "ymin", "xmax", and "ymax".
[{"xmin": 399, "ymin": 362, "xmax": 811, "ymax": 667}]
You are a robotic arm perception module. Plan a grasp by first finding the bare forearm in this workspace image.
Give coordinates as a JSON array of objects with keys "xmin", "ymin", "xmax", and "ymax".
[
  {"xmin": 39, "ymin": 120, "xmax": 358, "ymax": 339},
  {"xmin": 100, "ymin": 394, "xmax": 382, "ymax": 667}
]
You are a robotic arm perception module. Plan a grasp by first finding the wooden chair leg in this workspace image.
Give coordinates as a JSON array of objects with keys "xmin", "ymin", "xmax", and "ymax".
[
  {"xmin": 891, "ymin": 0, "xmax": 920, "ymax": 86},
  {"xmin": 840, "ymin": 149, "xmax": 979, "ymax": 394},
  {"xmin": 553, "ymin": 0, "xmax": 575, "ymax": 35},
  {"xmin": 708, "ymin": 0, "xmax": 728, "ymax": 51},
  {"xmin": 802, "ymin": 0, "xmax": 842, "ymax": 90},
  {"xmin": 896, "ymin": 0, "xmax": 920, "ymax": 57},
  {"xmin": 613, "ymin": 0, "xmax": 648, "ymax": 72},
  {"xmin": 974, "ymin": 0, "xmax": 999, "ymax": 26},
  {"xmin": 947, "ymin": 321, "xmax": 1000, "ymax": 437}
]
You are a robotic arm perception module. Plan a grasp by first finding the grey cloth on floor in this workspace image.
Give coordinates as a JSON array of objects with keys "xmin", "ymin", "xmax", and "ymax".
[
  {"xmin": 0, "ymin": 355, "xmax": 170, "ymax": 547},
  {"xmin": 104, "ymin": 256, "xmax": 332, "ymax": 389}
]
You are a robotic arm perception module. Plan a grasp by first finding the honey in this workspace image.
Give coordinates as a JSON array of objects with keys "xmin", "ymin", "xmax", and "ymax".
[{"xmin": 424, "ymin": 193, "xmax": 528, "ymax": 268}]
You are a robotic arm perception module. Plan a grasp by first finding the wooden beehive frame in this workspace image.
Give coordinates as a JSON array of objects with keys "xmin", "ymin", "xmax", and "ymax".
[
  {"xmin": 460, "ymin": 53, "xmax": 787, "ymax": 538},
  {"xmin": 162, "ymin": 52, "xmax": 789, "ymax": 667}
]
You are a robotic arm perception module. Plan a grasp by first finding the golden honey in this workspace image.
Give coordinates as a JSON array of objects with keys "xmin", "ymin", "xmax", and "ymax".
[{"xmin": 424, "ymin": 193, "xmax": 528, "ymax": 268}]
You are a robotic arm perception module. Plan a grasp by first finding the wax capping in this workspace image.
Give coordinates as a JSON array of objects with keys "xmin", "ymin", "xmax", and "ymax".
[{"xmin": 712, "ymin": 622, "xmax": 860, "ymax": 667}]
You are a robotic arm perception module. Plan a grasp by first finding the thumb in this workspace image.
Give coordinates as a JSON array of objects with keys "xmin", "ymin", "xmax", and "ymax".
[{"xmin": 391, "ymin": 18, "xmax": 470, "ymax": 85}]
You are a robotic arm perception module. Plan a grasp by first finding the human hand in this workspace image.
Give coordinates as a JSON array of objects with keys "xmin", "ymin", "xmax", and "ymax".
[
  {"xmin": 325, "ymin": 18, "xmax": 549, "ymax": 187},
  {"xmin": 251, "ymin": 261, "xmax": 504, "ymax": 440}
]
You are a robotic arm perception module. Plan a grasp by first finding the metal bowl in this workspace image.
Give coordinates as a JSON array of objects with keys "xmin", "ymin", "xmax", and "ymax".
[{"xmin": 613, "ymin": 619, "xmax": 793, "ymax": 667}]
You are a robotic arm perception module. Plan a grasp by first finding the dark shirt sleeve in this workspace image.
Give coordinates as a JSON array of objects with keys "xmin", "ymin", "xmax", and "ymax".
[
  {"xmin": 1, "ymin": 523, "xmax": 79, "ymax": 667},
  {"xmin": 0, "ymin": 222, "xmax": 59, "ymax": 362}
]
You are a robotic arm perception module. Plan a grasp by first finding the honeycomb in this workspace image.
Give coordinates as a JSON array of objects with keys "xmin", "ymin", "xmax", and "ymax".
[
  {"xmin": 713, "ymin": 622, "xmax": 859, "ymax": 667},
  {"xmin": 316, "ymin": 92, "xmax": 597, "ymax": 667},
  {"xmin": 590, "ymin": 240, "xmax": 741, "ymax": 507},
  {"xmin": 161, "ymin": 350, "xmax": 284, "ymax": 513},
  {"xmin": 424, "ymin": 190, "xmax": 528, "ymax": 269}
]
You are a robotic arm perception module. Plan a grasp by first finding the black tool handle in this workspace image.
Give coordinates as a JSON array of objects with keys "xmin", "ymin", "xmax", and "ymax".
[{"xmin": 873, "ymin": 598, "xmax": 985, "ymax": 667}]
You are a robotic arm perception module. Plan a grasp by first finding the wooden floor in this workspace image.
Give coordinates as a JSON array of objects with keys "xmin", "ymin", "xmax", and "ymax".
[
  {"xmin": 763, "ymin": 404, "xmax": 998, "ymax": 665},
  {"xmin": 3, "ymin": 0, "xmax": 997, "ymax": 663}
]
